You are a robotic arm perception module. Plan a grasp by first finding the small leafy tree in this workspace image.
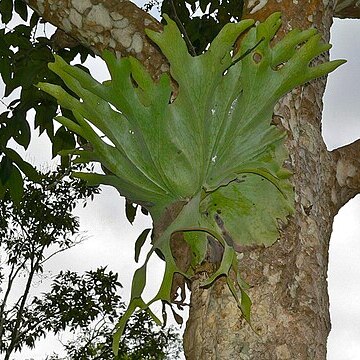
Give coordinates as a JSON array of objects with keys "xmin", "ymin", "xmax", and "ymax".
[
  {"xmin": 0, "ymin": 166, "xmax": 181, "ymax": 359},
  {"xmin": 35, "ymin": 269, "xmax": 182, "ymax": 360},
  {"xmin": 0, "ymin": 5, "xmax": 93, "ymax": 202},
  {"xmin": 0, "ymin": 165, "xmax": 99, "ymax": 358}
]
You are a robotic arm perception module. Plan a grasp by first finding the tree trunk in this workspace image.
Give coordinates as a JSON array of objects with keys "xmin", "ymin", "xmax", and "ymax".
[
  {"xmin": 183, "ymin": 2, "xmax": 360, "ymax": 359},
  {"xmin": 183, "ymin": 57, "xmax": 334, "ymax": 360},
  {"xmin": 23, "ymin": 0, "xmax": 360, "ymax": 358}
]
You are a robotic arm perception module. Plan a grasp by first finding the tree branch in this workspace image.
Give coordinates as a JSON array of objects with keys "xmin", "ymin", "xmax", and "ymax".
[
  {"xmin": 23, "ymin": 0, "xmax": 168, "ymax": 79},
  {"xmin": 0, "ymin": 254, "xmax": 29, "ymax": 347},
  {"xmin": 331, "ymin": 138, "xmax": 360, "ymax": 207},
  {"xmin": 41, "ymin": 234, "xmax": 86, "ymax": 265},
  {"xmin": 169, "ymin": 0, "xmax": 196, "ymax": 56},
  {"xmin": 334, "ymin": 0, "xmax": 360, "ymax": 19},
  {"xmin": 4, "ymin": 244, "xmax": 46, "ymax": 359}
]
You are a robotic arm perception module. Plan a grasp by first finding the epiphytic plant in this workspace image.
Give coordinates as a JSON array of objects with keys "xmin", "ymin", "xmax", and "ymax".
[{"xmin": 38, "ymin": 13, "xmax": 345, "ymax": 354}]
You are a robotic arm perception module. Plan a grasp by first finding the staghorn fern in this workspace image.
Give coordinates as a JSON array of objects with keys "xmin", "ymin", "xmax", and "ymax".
[{"xmin": 38, "ymin": 12, "xmax": 345, "ymax": 354}]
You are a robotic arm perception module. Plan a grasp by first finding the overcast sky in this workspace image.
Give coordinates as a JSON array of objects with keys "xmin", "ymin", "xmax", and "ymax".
[
  {"xmin": 1, "ymin": 9, "xmax": 360, "ymax": 360},
  {"xmin": 322, "ymin": 18, "xmax": 360, "ymax": 360}
]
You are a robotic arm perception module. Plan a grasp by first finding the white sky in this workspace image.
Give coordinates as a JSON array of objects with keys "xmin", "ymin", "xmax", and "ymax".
[
  {"xmin": 323, "ymin": 18, "xmax": 360, "ymax": 360},
  {"xmin": 1, "ymin": 11, "xmax": 359, "ymax": 360}
]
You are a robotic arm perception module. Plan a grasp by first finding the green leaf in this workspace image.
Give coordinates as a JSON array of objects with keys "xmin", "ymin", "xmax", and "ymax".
[
  {"xmin": 134, "ymin": 228, "xmax": 151, "ymax": 263},
  {"xmin": 3, "ymin": 147, "xmax": 41, "ymax": 182},
  {"xmin": 0, "ymin": 39, "xmax": 12, "ymax": 85},
  {"xmin": 0, "ymin": 159, "xmax": 24, "ymax": 204},
  {"xmin": 0, "ymin": 155, "xmax": 12, "ymax": 184},
  {"xmin": 52, "ymin": 126, "xmax": 76, "ymax": 158},
  {"xmin": 0, "ymin": 0, "xmax": 13, "ymax": 24},
  {"xmin": 13, "ymin": 110, "xmax": 31, "ymax": 149},
  {"xmin": 30, "ymin": 12, "xmax": 39, "ymax": 28},
  {"xmin": 14, "ymin": 0, "xmax": 28, "ymax": 21},
  {"xmin": 131, "ymin": 264, "xmax": 147, "ymax": 299},
  {"xmin": 183, "ymin": 231, "xmax": 208, "ymax": 266},
  {"xmin": 5, "ymin": 41, "xmax": 53, "ymax": 97},
  {"xmin": 239, "ymin": 287, "xmax": 252, "ymax": 324},
  {"xmin": 34, "ymin": 102, "xmax": 57, "ymax": 137},
  {"xmin": 8, "ymin": 165, "xmax": 24, "ymax": 204},
  {"xmin": 200, "ymin": 174, "xmax": 294, "ymax": 247},
  {"xmin": 125, "ymin": 199, "xmax": 138, "ymax": 224}
]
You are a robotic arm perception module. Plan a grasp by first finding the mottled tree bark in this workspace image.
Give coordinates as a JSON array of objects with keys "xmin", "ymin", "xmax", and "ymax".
[
  {"xmin": 183, "ymin": 2, "xmax": 360, "ymax": 359},
  {"xmin": 24, "ymin": 0, "xmax": 168, "ymax": 79},
  {"xmin": 22, "ymin": 0, "xmax": 360, "ymax": 359},
  {"xmin": 334, "ymin": 0, "xmax": 360, "ymax": 18}
]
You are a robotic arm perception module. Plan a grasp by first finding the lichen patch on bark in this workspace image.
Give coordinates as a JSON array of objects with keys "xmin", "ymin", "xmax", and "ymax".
[
  {"xmin": 111, "ymin": 26, "xmax": 135, "ymax": 48},
  {"xmin": 336, "ymin": 158, "xmax": 358, "ymax": 186},
  {"xmin": 68, "ymin": 8, "xmax": 82, "ymax": 28},
  {"xmin": 86, "ymin": 4, "xmax": 113, "ymax": 29},
  {"xmin": 275, "ymin": 344, "xmax": 291, "ymax": 359},
  {"xmin": 129, "ymin": 32, "xmax": 143, "ymax": 53},
  {"xmin": 71, "ymin": 0, "xmax": 91, "ymax": 14},
  {"xmin": 248, "ymin": 0, "xmax": 269, "ymax": 14}
]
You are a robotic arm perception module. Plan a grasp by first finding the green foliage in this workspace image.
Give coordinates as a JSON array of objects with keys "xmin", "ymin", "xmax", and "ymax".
[
  {"xmin": 0, "ymin": 167, "xmax": 181, "ymax": 359},
  {"xmin": 32, "ymin": 268, "xmax": 123, "ymax": 333},
  {"xmin": 0, "ymin": 165, "xmax": 98, "ymax": 255},
  {"xmin": 0, "ymin": 3, "xmax": 94, "ymax": 203},
  {"xmin": 38, "ymin": 13, "xmax": 345, "ymax": 354},
  {"xmin": 145, "ymin": 0, "xmax": 244, "ymax": 54},
  {"xmin": 45, "ymin": 307, "xmax": 181, "ymax": 360},
  {"xmin": 0, "ymin": 165, "xmax": 100, "ymax": 357},
  {"xmin": 35, "ymin": 270, "xmax": 181, "ymax": 360}
]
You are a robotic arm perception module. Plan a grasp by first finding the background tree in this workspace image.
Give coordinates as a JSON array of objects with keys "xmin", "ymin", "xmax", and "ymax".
[
  {"xmin": 157, "ymin": 0, "xmax": 244, "ymax": 54},
  {"xmin": 0, "ymin": 1, "xmax": 94, "ymax": 202},
  {"xmin": 33, "ymin": 269, "xmax": 181, "ymax": 360},
  {"xmin": 0, "ymin": 165, "xmax": 97, "ymax": 358},
  {"xmin": 0, "ymin": 166, "xmax": 181, "ymax": 359},
  {"xmin": 1, "ymin": 0, "xmax": 360, "ymax": 359}
]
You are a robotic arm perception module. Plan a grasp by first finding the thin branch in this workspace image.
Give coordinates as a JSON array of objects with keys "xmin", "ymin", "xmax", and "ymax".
[
  {"xmin": 0, "ymin": 260, "xmax": 19, "ymax": 349},
  {"xmin": 224, "ymin": 37, "xmax": 265, "ymax": 74},
  {"xmin": 0, "ymin": 254, "xmax": 29, "ymax": 341},
  {"xmin": 4, "ymin": 245, "xmax": 45, "ymax": 359},
  {"xmin": 169, "ymin": 0, "xmax": 197, "ymax": 56},
  {"xmin": 335, "ymin": 0, "xmax": 360, "ymax": 19},
  {"xmin": 41, "ymin": 234, "xmax": 88, "ymax": 265}
]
